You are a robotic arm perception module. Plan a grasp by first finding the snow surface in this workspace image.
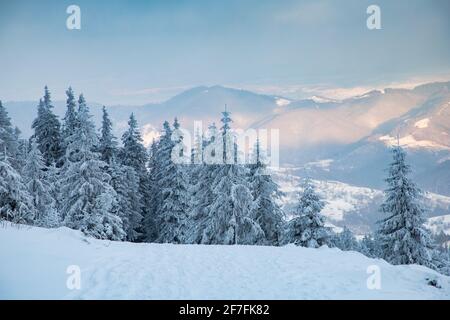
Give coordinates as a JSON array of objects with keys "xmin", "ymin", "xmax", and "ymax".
[{"xmin": 1, "ymin": 223, "xmax": 449, "ymax": 300}]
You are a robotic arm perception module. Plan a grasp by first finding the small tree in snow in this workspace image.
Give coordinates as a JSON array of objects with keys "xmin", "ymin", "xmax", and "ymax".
[
  {"xmin": 284, "ymin": 179, "xmax": 331, "ymax": 248},
  {"xmin": 376, "ymin": 145, "xmax": 434, "ymax": 267},
  {"xmin": 333, "ymin": 226, "xmax": 359, "ymax": 251},
  {"xmin": 359, "ymin": 234, "xmax": 382, "ymax": 258}
]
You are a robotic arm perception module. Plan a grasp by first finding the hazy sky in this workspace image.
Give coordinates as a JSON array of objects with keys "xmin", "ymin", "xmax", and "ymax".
[{"xmin": 1, "ymin": 0, "xmax": 449, "ymax": 105}]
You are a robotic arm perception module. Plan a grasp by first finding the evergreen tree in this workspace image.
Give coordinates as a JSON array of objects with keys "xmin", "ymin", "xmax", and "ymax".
[
  {"xmin": 60, "ymin": 96, "xmax": 125, "ymax": 240},
  {"xmin": 120, "ymin": 113, "xmax": 148, "ymax": 173},
  {"xmin": 333, "ymin": 226, "xmax": 359, "ymax": 251},
  {"xmin": 109, "ymin": 160, "xmax": 143, "ymax": 241},
  {"xmin": 32, "ymin": 87, "xmax": 63, "ymax": 166},
  {"xmin": 359, "ymin": 234, "xmax": 382, "ymax": 258},
  {"xmin": 98, "ymin": 106, "xmax": 118, "ymax": 164},
  {"xmin": 146, "ymin": 121, "xmax": 174, "ymax": 242},
  {"xmin": 0, "ymin": 101, "xmax": 19, "ymax": 168},
  {"xmin": 23, "ymin": 138, "xmax": 59, "ymax": 227},
  {"xmin": 144, "ymin": 139, "xmax": 160, "ymax": 242},
  {"xmin": 0, "ymin": 152, "xmax": 34, "ymax": 224},
  {"xmin": 248, "ymin": 139, "xmax": 284, "ymax": 245},
  {"xmin": 376, "ymin": 146, "xmax": 433, "ymax": 267},
  {"xmin": 183, "ymin": 122, "xmax": 221, "ymax": 244},
  {"xmin": 119, "ymin": 113, "xmax": 147, "ymax": 239},
  {"xmin": 284, "ymin": 179, "xmax": 331, "ymax": 248},
  {"xmin": 190, "ymin": 109, "xmax": 262, "ymax": 245},
  {"xmin": 62, "ymin": 87, "xmax": 78, "ymax": 144},
  {"xmin": 156, "ymin": 119, "xmax": 189, "ymax": 243}
]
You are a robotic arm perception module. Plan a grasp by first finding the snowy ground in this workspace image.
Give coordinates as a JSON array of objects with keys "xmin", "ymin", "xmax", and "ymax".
[{"xmin": 1, "ymin": 223, "xmax": 449, "ymax": 300}]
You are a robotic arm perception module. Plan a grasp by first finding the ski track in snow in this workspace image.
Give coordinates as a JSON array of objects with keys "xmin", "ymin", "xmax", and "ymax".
[{"xmin": 1, "ymin": 223, "xmax": 449, "ymax": 300}]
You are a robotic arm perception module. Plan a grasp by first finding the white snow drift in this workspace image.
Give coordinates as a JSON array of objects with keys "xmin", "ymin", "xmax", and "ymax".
[{"xmin": 1, "ymin": 223, "xmax": 449, "ymax": 300}]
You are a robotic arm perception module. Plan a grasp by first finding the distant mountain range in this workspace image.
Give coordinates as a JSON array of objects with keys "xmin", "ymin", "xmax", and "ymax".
[{"xmin": 3, "ymin": 81, "xmax": 450, "ymax": 195}]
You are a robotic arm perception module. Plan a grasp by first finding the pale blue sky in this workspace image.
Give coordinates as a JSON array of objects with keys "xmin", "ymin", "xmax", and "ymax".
[{"xmin": 1, "ymin": 0, "xmax": 449, "ymax": 105}]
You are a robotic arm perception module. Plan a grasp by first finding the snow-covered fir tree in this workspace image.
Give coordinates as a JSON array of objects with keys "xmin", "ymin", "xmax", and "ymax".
[
  {"xmin": 0, "ymin": 101, "xmax": 20, "ymax": 169},
  {"xmin": 0, "ymin": 150, "xmax": 34, "ymax": 224},
  {"xmin": 23, "ymin": 138, "xmax": 59, "ymax": 227},
  {"xmin": 98, "ymin": 106, "xmax": 118, "ymax": 165},
  {"xmin": 283, "ymin": 179, "xmax": 331, "ymax": 248},
  {"xmin": 120, "ymin": 113, "xmax": 148, "ymax": 174},
  {"xmin": 183, "ymin": 123, "xmax": 219, "ymax": 244},
  {"xmin": 145, "ymin": 122, "xmax": 174, "ymax": 242},
  {"xmin": 61, "ymin": 87, "xmax": 78, "ymax": 146},
  {"xmin": 376, "ymin": 145, "xmax": 434, "ymax": 267},
  {"xmin": 119, "ymin": 113, "xmax": 148, "ymax": 239},
  {"xmin": 333, "ymin": 226, "xmax": 359, "ymax": 251},
  {"xmin": 155, "ymin": 119, "xmax": 189, "ymax": 244},
  {"xmin": 248, "ymin": 139, "xmax": 284, "ymax": 245},
  {"xmin": 190, "ymin": 109, "xmax": 263, "ymax": 245},
  {"xmin": 31, "ymin": 87, "xmax": 63, "ymax": 166},
  {"xmin": 359, "ymin": 234, "xmax": 382, "ymax": 258},
  {"xmin": 109, "ymin": 160, "xmax": 143, "ymax": 241},
  {"xmin": 144, "ymin": 139, "xmax": 160, "ymax": 242},
  {"xmin": 59, "ymin": 96, "xmax": 125, "ymax": 240}
]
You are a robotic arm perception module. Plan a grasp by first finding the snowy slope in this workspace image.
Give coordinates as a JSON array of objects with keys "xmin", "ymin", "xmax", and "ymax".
[{"xmin": 1, "ymin": 223, "xmax": 449, "ymax": 300}]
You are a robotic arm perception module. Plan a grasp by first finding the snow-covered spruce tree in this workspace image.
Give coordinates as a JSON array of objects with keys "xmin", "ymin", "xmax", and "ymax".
[
  {"xmin": 31, "ymin": 87, "xmax": 63, "ymax": 166},
  {"xmin": 0, "ymin": 150, "xmax": 34, "ymax": 224},
  {"xmin": 359, "ymin": 234, "xmax": 382, "ymax": 258},
  {"xmin": 119, "ymin": 113, "xmax": 148, "ymax": 239},
  {"xmin": 376, "ymin": 145, "xmax": 433, "ymax": 267},
  {"xmin": 283, "ymin": 179, "xmax": 331, "ymax": 248},
  {"xmin": 23, "ymin": 138, "xmax": 59, "ymax": 227},
  {"xmin": 98, "ymin": 106, "xmax": 118, "ymax": 165},
  {"xmin": 109, "ymin": 160, "xmax": 143, "ymax": 241},
  {"xmin": 332, "ymin": 226, "xmax": 359, "ymax": 251},
  {"xmin": 98, "ymin": 109, "xmax": 141, "ymax": 241},
  {"xmin": 183, "ymin": 123, "xmax": 219, "ymax": 244},
  {"xmin": 248, "ymin": 139, "xmax": 284, "ymax": 245},
  {"xmin": 59, "ymin": 97, "xmax": 125, "ymax": 240},
  {"xmin": 0, "ymin": 101, "xmax": 20, "ymax": 169},
  {"xmin": 120, "ymin": 113, "xmax": 148, "ymax": 174},
  {"xmin": 145, "ymin": 122, "xmax": 174, "ymax": 242},
  {"xmin": 193, "ymin": 109, "xmax": 263, "ymax": 245},
  {"xmin": 61, "ymin": 87, "xmax": 78, "ymax": 150},
  {"xmin": 144, "ymin": 139, "xmax": 160, "ymax": 242},
  {"xmin": 155, "ymin": 118, "xmax": 190, "ymax": 244}
]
